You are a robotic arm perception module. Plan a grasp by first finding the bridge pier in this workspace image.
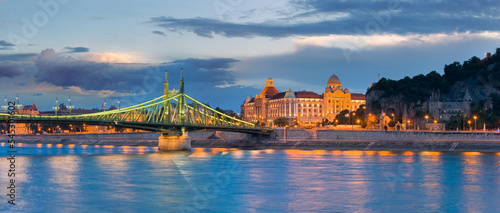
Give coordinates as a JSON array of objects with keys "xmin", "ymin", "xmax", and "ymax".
[{"xmin": 158, "ymin": 132, "xmax": 191, "ymax": 151}]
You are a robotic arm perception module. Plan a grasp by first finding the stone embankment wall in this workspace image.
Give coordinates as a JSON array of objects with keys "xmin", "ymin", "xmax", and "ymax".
[{"xmin": 272, "ymin": 130, "xmax": 500, "ymax": 142}]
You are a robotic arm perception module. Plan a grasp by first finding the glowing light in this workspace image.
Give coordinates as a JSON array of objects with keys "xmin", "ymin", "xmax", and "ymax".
[
  {"xmin": 37, "ymin": 144, "xmax": 42, "ymax": 148},
  {"xmin": 378, "ymin": 151, "xmax": 393, "ymax": 156},
  {"xmin": 285, "ymin": 149, "xmax": 313, "ymax": 155},
  {"xmin": 332, "ymin": 150, "xmax": 342, "ymax": 155},
  {"xmin": 47, "ymin": 144, "xmax": 52, "ymax": 147},
  {"xmin": 103, "ymin": 145, "xmax": 114, "ymax": 148},
  {"xmin": 313, "ymin": 150, "xmax": 326, "ymax": 155},
  {"xmin": 343, "ymin": 150, "xmax": 363, "ymax": 155},
  {"xmin": 68, "ymin": 144, "xmax": 75, "ymax": 148},
  {"xmin": 403, "ymin": 151, "xmax": 414, "ymax": 156},
  {"xmin": 364, "ymin": 151, "xmax": 375, "ymax": 155},
  {"xmin": 56, "ymin": 144, "xmax": 63, "ymax": 148},
  {"xmin": 420, "ymin": 151, "xmax": 440, "ymax": 156},
  {"xmin": 211, "ymin": 148, "xmax": 229, "ymax": 153},
  {"xmin": 463, "ymin": 152, "xmax": 481, "ymax": 156}
]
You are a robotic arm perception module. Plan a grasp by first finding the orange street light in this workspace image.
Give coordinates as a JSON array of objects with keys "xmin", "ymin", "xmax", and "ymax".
[{"xmin": 473, "ymin": 116, "xmax": 477, "ymax": 131}]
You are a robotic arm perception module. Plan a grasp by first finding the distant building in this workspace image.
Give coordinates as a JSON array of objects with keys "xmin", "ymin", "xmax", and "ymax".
[
  {"xmin": 19, "ymin": 102, "xmax": 40, "ymax": 115},
  {"xmin": 241, "ymin": 75, "xmax": 366, "ymax": 126},
  {"xmin": 428, "ymin": 88, "xmax": 472, "ymax": 120},
  {"xmin": 16, "ymin": 102, "xmax": 40, "ymax": 134}
]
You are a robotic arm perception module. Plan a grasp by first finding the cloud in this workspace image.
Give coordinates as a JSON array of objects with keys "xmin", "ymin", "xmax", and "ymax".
[
  {"xmin": 0, "ymin": 63, "xmax": 24, "ymax": 78},
  {"xmin": 292, "ymin": 31, "xmax": 500, "ymax": 51},
  {"xmin": 33, "ymin": 93, "xmax": 43, "ymax": 96},
  {"xmin": 150, "ymin": 0, "xmax": 500, "ymax": 38},
  {"xmin": 0, "ymin": 53, "xmax": 38, "ymax": 61},
  {"xmin": 64, "ymin": 46, "xmax": 90, "ymax": 53},
  {"xmin": 152, "ymin": 30, "xmax": 166, "ymax": 36},
  {"xmin": 0, "ymin": 40, "xmax": 15, "ymax": 47},
  {"xmin": 35, "ymin": 49, "xmax": 148, "ymax": 92},
  {"xmin": 81, "ymin": 52, "xmax": 137, "ymax": 63},
  {"xmin": 33, "ymin": 49, "xmax": 241, "ymax": 96},
  {"xmin": 0, "ymin": 40, "xmax": 15, "ymax": 50}
]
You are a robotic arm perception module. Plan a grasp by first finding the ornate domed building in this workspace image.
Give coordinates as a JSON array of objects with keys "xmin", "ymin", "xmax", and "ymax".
[{"xmin": 241, "ymin": 75, "xmax": 366, "ymax": 126}]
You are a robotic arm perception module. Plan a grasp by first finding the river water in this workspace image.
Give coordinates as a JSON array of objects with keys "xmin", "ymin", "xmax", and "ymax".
[{"xmin": 1, "ymin": 143, "xmax": 500, "ymax": 212}]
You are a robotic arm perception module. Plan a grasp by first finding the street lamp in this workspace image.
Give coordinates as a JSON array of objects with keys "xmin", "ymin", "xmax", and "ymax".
[
  {"xmin": 425, "ymin": 115, "xmax": 429, "ymax": 123},
  {"xmin": 15, "ymin": 95, "xmax": 22, "ymax": 112},
  {"xmin": 407, "ymin": 120, "xmax": 411, "ymax": 130},
  {"xmin": 2, "ymin": 96, "xmax": 7, "ymax": 113},
  {"xmin": 468, "ymin": 120, "xmax": 472, "ymax": 131},
  {"xmin": 473, "ymin": 116, "xmax": 477, "ymax": 131},
  {"xmin": 53, "ymin": 97, "xmax": 59, "ymax": 116},
  {"xmin": 68, "ymin": 96, "xmax": 74, "ymax": 115}
]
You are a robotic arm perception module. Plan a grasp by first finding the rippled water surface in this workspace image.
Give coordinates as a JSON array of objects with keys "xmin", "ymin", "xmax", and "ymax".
[{"xmin": 1, "ymin": 143, "xmax": 500, "ymax": 212}]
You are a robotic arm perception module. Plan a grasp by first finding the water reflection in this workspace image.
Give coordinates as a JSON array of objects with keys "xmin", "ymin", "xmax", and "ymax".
[{"xmin": 2, "ymin": 143, "xmax": 500, "ymax": 212}]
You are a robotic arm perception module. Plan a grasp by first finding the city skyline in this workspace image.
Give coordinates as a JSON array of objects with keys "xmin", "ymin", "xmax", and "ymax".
[{"xmin": 1, "ymin": 0, "xmax": 499, "ymax": 111}]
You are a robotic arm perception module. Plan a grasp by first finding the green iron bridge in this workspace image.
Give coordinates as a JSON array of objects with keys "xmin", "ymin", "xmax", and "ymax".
[{"xmin": 0, "ymin": 70, "xmax": 271, "ymax": 135}]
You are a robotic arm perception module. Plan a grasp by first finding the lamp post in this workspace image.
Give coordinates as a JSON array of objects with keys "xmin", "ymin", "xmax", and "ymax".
[
  {"xmin": 118, "ymin": 100, "xmax": 121, "ymax": 110},
  {"xmin": 352, "ymin": 112, "xmax": 356, "ymax": 130},
  {"xmin": 468, "ymin": 120, "xmax": 471, "ymax": 131},
  {"xmin": 425, "ymin": 115, "xmax": 429, "ymax": 123},
  {"xmin": 473, "ymin": 116, "xmax": 477, "ymax": 131},
  {"xmin": 407, "ymin": 119, "xmax": 411, "ymax": 130},
  {"xmin": 15, "ymin": 95, "xmax": 22, "ymax": 112},
  {"xmin": 2, "ymin": 96, "xmax": 7, "ymax": 113},
  {"xmin": 68, "ymin": 96, "xmax": 74, "ymax": 115},
  {"xmin": 53, "ymin": 98, "xmax": 59, "ymax": 116}
]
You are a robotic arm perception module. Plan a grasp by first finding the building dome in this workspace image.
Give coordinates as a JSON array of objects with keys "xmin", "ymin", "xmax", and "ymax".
[
  {"xmin": 327, "ymin": 74, "xmax": 341, "ymax": 86},
  {"xmin": 260, "ymin": 78, "xmax": 279, "ymax": 98}
]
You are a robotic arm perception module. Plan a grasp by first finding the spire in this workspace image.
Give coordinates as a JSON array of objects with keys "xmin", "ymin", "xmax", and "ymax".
[
  {"xmin": 163, "ymin": 70, "xmax": 169, "ymax": 99},
  {"xmin": 464, "ymin": 88, "xmax": 472, "ymax": 102},
  {"xmin": 180, "ymin": 68, "xmax": 184, "ymax": 94}
]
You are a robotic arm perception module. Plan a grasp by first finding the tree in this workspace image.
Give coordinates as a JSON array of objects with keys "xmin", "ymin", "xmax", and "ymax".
[
  {"xmin": 273, "ymin": 117, "xmax": 289, "ymax": 127},
  {"xmin": 335, "ymin": 109, "xmax": 350, "ymax": 124}
]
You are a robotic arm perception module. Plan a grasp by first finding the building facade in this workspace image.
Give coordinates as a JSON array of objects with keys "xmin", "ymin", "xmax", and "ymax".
[
  {"xmin": 428, "ymin": 88, "xmax": 472, "ymax": 121},
  {"xmin": 241, "ymin": 75, "xmax": 366, "ymax": 126}
]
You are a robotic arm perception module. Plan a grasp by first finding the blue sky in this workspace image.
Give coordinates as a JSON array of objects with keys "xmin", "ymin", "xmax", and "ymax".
[{"xmin": 0, "ymin": 0, "xmax": 499, "ymax": 112}]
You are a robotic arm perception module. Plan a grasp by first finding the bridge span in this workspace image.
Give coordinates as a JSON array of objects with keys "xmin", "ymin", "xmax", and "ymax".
[{"xmin": 1, "ymin": 69, "xmax": 270, "ymax": 150}]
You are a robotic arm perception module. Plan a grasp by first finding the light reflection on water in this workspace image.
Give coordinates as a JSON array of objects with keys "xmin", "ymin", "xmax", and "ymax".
[{"xmin": 1, "ymin": 144, "xmax": 500, "ymax": 212}]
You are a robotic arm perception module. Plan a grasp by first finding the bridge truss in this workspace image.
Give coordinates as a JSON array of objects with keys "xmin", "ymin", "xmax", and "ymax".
[{"xmin": 0, "ymin": 70, "xmax": 270, "ymax": 135}]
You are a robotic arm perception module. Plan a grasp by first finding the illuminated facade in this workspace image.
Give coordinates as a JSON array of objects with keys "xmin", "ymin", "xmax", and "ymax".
[{"xmin": 241, "ymin": 75, "xmax": 366, "ymax": 126}]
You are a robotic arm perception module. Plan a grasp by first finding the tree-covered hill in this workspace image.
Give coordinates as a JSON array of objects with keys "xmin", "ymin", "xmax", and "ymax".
[{"xmin": 369, "ymin": 48, "xmax": 500, "ymax": 104}]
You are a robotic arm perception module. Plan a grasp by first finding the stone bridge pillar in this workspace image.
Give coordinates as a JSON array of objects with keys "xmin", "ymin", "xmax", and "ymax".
[{"xmin": 158, "ymin": 132, "xmax": 191, "ymax": 151}]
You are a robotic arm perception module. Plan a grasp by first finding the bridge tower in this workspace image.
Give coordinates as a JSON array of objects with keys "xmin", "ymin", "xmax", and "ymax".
[
  {"xmin": 158, "ymin": 68, "xmax": 191, "ymax": 151},
  {"xmin": 163, "ymin": 70, "xmax": 169, "ymax": 99}
]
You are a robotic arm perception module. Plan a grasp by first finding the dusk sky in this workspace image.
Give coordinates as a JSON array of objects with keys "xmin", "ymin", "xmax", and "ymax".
[{"xmin": 0, "ymin": 0, "xmax": 499, "ymax": 112}]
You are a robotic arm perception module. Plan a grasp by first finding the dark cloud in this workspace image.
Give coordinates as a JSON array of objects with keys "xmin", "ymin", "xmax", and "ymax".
[
  {"xmin": 151, "ymin": 0, "xmax": 500, "ymax": 38},
  {"xmin": 33, "ymin": 93, "xmax": 43, "ymax": 96},
  {"xmin": 173, "ymin": 58, "xmax": 239, "ymax": 69},
  {"xmin": 0, "ymin": 53, "xmax": 38, "ymax": 61},
  {"xmin": 152, "ymin": 30, "xmax": 166, "ymax": 36},
  {"xmin": 0, "ymin": 63, "xmax": 24, "ymax": 78},
  {"xmin": 0, "ymin": 40, "xmax": 15, "ymax": 50},
  {"xmin": 64, "ymin": 47, "xmax": 90, "ymax": 53},
  {"xmin": 0, "ymin": 40, "xmax": 15, "ymax": 47},
  {"xmin": 34, "ymin": 49, "xmax": 240, "ymax": 94},
  {"xmin": 35, "ymin": 49, "xmax": 146, "ymax": 92}
]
